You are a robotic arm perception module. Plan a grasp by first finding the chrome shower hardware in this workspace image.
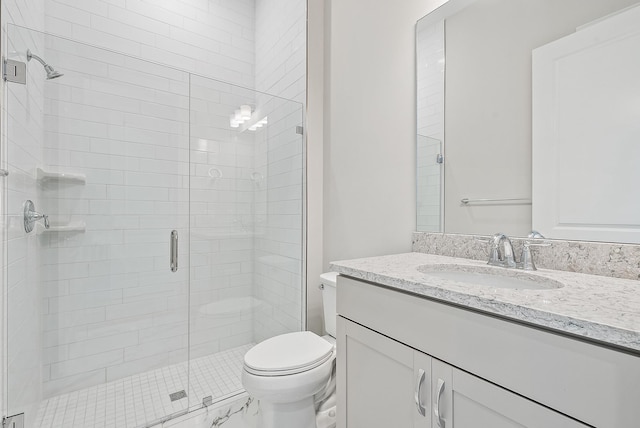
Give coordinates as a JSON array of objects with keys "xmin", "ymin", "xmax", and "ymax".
[
  {"xmin": 170, "ymin": 230, "xmax": 178, "ymax": 272},
  {"xmin": 23, "ymin": 200, "xmax": 49, "ymax": 233},
  {"xmin": 3, "ymin": 57, "xmax": 26, "ymax": 84},
  {"xmin": 26, "ymin": 49, "xmax": 63, "ymax": 80}
]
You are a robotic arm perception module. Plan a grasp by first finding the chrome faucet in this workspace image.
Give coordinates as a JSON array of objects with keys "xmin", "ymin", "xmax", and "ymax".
[
  {"xmin": 487, "ymin": 233, "xmax": 517, "ymax": 268},
  {"xmin": 485, "ymin": 231, "xmax": 549, "ymax": 270}
]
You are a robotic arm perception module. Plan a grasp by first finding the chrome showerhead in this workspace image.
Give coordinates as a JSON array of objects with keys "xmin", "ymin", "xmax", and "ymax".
[
  {"xmin": 43, "ymin": 64, "xmax": 63, "ymax": 80},
  {"xmin": 27, "ymin": 49, "xmax": 64, "ymax": 80}
]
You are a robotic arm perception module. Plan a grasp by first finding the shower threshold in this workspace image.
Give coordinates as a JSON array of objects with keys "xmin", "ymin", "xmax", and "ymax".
[{"xmin": 34, "ymin": 343, "xmax": 254, "ymax": 428}]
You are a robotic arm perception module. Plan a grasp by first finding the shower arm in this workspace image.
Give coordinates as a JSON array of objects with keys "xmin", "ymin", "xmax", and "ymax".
[
  {"xmin": 26, "ymin": 50, "xmax": 47, "ymax": 67},
  {"xmin": 26, "ymin": 49, "xmax": 63, "ymax": 79}
]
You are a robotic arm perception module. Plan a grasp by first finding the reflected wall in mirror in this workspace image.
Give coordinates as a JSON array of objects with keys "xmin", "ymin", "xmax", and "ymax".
[{"xmin": 416, "ymin": 0, "xmax": 640, "ymax": 242}]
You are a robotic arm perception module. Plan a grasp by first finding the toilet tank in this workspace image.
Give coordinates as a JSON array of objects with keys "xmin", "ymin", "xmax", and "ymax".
[{"xmin": 320, "ymin": 272, "xmax": 338, "ymax": 337}]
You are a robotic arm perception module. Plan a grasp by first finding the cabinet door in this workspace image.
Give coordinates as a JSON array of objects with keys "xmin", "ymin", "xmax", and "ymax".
[
  {"xmin": 431, "ymin": 358, "xmax": 453, "ymax": 428},
  {"xmin": 337, "ymin": 317, "xmax": 431, "ymax": 428},
  {"xmin": 431, "ymin": 359, "xmax": 589, "ymax": 428}
]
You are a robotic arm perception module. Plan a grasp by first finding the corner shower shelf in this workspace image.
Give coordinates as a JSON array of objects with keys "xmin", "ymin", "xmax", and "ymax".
[
  {"xmin": 36, "ymin": 221, "xmax": 86, "ymax": 235},
  {"xmin": 36, "ymin": 168, "xmax": 86, "ymax": 184}
]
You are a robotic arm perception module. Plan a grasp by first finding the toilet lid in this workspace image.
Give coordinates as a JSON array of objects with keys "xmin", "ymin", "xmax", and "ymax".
[{"xmin": 244, "ymin": 331, "xmax": 334, "ymax": 376}]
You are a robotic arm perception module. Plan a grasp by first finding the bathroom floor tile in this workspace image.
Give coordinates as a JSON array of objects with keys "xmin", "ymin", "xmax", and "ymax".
[{"xmin": 34, "ymin": 344, "xmax": 254, "ymax": 428}]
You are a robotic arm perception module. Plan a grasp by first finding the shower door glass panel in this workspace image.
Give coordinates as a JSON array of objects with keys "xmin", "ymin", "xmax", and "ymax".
[
  {"xmin": 5, "ymin": 25, "xmax": 190, "ymax": 427},
  {"xmin": 417, "ymin": 136, "xmax": 443, "ymax": 232},
  {"xmin": 189, "ymin": 76, "xmax": 305, "ymax": 405}
]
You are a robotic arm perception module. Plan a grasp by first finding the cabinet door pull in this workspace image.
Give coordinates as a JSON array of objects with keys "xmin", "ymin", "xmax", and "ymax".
[
  {"xmin": 414, "ymin": 368, "xmax": 426, "ymax": 416},
  {"xmin": 435, "ymin": 378, "xmax": 445, "ymax": 427}
]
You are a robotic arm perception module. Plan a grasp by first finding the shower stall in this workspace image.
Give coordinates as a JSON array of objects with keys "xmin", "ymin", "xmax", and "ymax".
[{"xmin": 3, "ymin": 23, "xmax": 305, "ymax": 428}]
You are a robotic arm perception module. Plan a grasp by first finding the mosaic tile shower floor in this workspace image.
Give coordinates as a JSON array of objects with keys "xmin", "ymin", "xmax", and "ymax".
[{"xmin": 34, "ymin": 344, "xmax": 253, "ymax": 428}]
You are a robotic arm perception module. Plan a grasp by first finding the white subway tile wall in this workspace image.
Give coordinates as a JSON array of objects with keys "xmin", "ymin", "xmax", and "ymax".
[
  {"xmin": 188, "ymin": 73, "xmax": 304, "ymax": 356},
  {"xmin": 252, "ymin": 96, "xmax": 304, "ymax": 343},
  {"xmin": 253, "ymin": 0, "xmax": 306, "ymax": 343},
  {"xmin": 40, "ymin": 35, "xmax": 191, "ymax": 399},
  {"xmin": 2, "ymin": 1, "xmax": 306, "ymax": 425},
  {"xmin": 3, "ymin": 4, "xmax": 46, "ymax": 424},
  {"xmin": 188, "ymin": 75, "xmax": 258, "ymax": 362},
  {"xmin": 43, "ymin": 0, "xmax": 256, "ymax": 88},
  {"xmin": 256, "ymin": 0, "xmax": 307, "ymax": 102},
  {"xmin": 416, "ymin": 20, "xmax": 444, "ymax": 232}
]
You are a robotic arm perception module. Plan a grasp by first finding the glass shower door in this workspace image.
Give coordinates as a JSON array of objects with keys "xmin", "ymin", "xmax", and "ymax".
[
  {"xmin": 5, "ymin": 25, "xmax": 190, "ymax": 427},
  {"xmin": 188, "ymin": 75, "xmax": 305, "ymax": 408}
]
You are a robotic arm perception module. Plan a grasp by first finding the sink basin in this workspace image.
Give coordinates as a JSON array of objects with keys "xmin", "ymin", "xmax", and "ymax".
[{"xmin": 416, "ymin": 264, "xmax": 563, "ymax": 290}]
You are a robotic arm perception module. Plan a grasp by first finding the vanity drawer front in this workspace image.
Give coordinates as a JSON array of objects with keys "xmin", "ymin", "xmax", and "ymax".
[{"xmin": 337, "ymin": 275, "xmax": 640, "ymax": 428}]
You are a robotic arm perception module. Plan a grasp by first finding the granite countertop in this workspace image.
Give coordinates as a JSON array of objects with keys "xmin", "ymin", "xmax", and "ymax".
[{"xmin": 329, "ymin": 252, "xmax": 640, "ymax": 353}]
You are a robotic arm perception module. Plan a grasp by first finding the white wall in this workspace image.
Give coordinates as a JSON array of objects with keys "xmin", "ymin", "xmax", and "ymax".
[
  {"xmin": 324, "ymin": 0, "xmax": 447, "ymax": 267},
  {"xmin": 416, "ymin": 19, "xmax": 444, "ymax": 141}
]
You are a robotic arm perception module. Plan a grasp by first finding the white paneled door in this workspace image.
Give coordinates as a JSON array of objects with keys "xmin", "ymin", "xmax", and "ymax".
[{"xmin": 533, "ymin": 4, "xmax": 640, "ymax": 243}]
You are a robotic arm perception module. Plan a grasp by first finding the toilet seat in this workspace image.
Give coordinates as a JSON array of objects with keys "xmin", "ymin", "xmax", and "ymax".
[{"xmin": 244, "ymin": 331, "xmax": 335, "ymax": 376}]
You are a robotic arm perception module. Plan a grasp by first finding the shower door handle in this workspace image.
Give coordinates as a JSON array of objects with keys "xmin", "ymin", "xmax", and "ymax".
[{"xmin": 170, "ymin": 230, "xmax": 178, "ymax": 272}]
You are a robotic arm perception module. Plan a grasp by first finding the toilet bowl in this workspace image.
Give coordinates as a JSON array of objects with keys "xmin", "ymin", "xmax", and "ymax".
[{"xmin": 241, "ymin": 272, "xmax": 338, "ymax": 428}]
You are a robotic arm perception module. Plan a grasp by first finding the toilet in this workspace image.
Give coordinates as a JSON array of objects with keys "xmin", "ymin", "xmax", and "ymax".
[{"xmin": 241, "ymin": 272, "xmax": 338, "ymax": 428}]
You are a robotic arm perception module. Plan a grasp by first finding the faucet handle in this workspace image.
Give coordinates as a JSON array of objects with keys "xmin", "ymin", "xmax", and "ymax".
[
  {"xmin": 519, "ymin": 240, "xmax": 551, "ymax": 270},
  {"xmin": 520, "ymin": 242, "xmax": 537, "ymax": 270},
  {"xmin": 528, "ymin": 230, "xmax": 545, "ymax": 239}
]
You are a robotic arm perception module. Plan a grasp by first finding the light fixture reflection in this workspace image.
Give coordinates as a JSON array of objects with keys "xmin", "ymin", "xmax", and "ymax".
[
  {"xmin": 248, "ymin": 116, "xmax": 268, "ymax": 131},
  {"xmin": 229, "ymin": 104, "xmax": 254, "ymax": 129}
]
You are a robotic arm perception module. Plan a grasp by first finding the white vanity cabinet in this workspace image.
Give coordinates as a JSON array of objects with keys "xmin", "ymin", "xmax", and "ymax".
[
  {"xmin": 336, "ymin": 275, "xmax": 640, "ymax": 428},
  {"xmin": 339, "ymin": 317, "xmax": 587, "ymax": 428}
]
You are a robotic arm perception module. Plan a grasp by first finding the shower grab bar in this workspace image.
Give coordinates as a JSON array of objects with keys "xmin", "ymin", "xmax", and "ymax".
[
  {"xmin": 461, "ymin": 197, "xmax": 531, "ymax": 205},
  {"xmin": 170, "ymin": 230, "xmax": 178, "ymax": 272}
]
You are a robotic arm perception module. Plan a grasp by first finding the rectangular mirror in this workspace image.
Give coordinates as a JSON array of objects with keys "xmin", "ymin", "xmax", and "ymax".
[
  {"xmin": 416, "ymin": 0, "xmax": 640, "ymax": 243},
  {"xmin": 416, "ymin": 16, "xmax": 445, "ymax": 233}
]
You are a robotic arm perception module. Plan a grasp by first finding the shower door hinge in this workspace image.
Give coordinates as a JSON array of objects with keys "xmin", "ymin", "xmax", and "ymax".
[
  {"xmin": 3, "ymin": 413, "xmax": 25, "ymax": 428},
  {"xmin": 436, "ymin": 153, "xmax": 444, "ymax": 164},
  {"xmin": 296, "ymin": 126, "xmax": 304, "ymax": 135},
  {"xmin": 3, "ymin": 58, "xmax": 26, "ymax": 84}
]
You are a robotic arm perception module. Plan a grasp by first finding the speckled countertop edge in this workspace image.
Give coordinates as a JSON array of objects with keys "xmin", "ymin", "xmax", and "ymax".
[{"xmin": 330, "ymin": 252, "xmax": 640, "ymax": 353}]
